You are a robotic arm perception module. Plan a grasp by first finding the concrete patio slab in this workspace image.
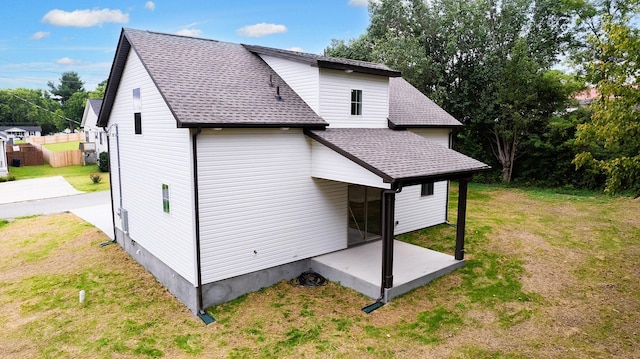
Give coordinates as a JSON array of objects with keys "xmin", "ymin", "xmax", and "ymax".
[{"xmin": 311, "ymin": 240, "xmax": 464, "ymax": 301}]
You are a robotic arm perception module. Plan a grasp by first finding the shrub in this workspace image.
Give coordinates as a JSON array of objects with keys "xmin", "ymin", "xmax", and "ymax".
[
  {"xmin": 89, "ymin": 173, "xmax": 102, "ymax": 184},
  {"xmin": 98, "ymin": 151, "xmax": 109, "ymax": 172}
]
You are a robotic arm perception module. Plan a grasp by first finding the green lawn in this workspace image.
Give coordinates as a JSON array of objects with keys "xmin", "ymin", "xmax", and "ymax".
[
  {"xmin": 0, "ymin": 185, "xmax": 638, "ymax": 358},
  {"xmin": 8, "ymin": 164, "xmax": 110, "ymax": 192},
  {"xmin": 42, "ymin": 141, "xmax": 81, "ymax": 152}
]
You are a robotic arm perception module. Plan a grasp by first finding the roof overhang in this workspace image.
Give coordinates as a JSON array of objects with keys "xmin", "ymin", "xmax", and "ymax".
[
  {"xmin": 243, "ymin": 44, "xmax": 401, "ymax": 78},
  {"xmin": 97, "ymin": 29, "xmax": 130, "ymax": 128},
  {"xmin": 305, "ymin": 128, "xmax": 491, "ymax": 187},
  {"xmin": 387, "ymin": 119, "xmax": 463, "ymax": 130}
]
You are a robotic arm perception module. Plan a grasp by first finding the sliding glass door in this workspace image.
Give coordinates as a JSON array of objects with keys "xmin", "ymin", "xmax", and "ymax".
[{"xmin": 347, "ymin": 185, "xmax": 382, "ymax": 246}]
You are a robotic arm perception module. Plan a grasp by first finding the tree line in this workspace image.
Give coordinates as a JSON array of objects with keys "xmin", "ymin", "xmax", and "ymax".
[
  {"xmin": 0, "ymin": 71, "xmax": 105, "ymax": 135},
  {"xmin": 326, "ymin": 0, "xmax": 639, "ymax": 195}
]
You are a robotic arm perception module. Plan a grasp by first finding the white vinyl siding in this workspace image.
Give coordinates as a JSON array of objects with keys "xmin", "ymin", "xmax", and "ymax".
[
  {"xmin": 394, "ymin": 181, "xmax": 448, "ymax": 235},
  {"xmin": 409, "ymin": 128, "xmax": 451, "ymax": 148},
  {"xmin": 319, "ymin": 69, "xmax": 389, "ymax": 128},
  {"xmin": 398, "ymin": 128, "xmax": 451, "ymax": 234},
  {"xmin": 197, "ymin": 128, "xmax": 347, "ymax": 284},
  {"xmin": 259, "ymin": 54, "xmax": 320, "ymax": 113},
  {"xmin": 106, "ymin": 49, "xmax": 196, "ymax": 284},
  {"xmin": 310, "ymin": 140, "xmax": 390, "ymax": 189}
]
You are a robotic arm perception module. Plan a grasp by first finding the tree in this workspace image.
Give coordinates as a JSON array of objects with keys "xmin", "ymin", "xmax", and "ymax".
[
  {"xmin": 88, "ymin": 80, "xmax": 107, "ymax": 99},
  {"xmin": 63, "ymin": 91, "xmax": 89, "ymax": 131},
  {"xmin": 325, "ymin": 0, "xmax": 579, "ymax": 182},
  {"xmin": 47, "ymin": 71, "xmax": 85, "ymax": 104},
  {"xmin": 574, "ymin": 2, "xmax": 640, "ymax": 195},
  {"xmin": 0, "ymin": 88, "xmax": 62, "ymax": 134}
]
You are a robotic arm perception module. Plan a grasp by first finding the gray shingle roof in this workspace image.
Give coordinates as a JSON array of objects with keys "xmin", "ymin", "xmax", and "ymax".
[
  {"xmin": 0, "ymin": 126, "xmax": 42, "ymax": 132},
  {"xmin": 388, "ymin": 78, "xmax": 462, "ymax": 128},
  {"xmin": 306, "ymin": 128, "xmax": 490, "ymax": 184},
  {"xmin": 243, "ymin": 44, "xmax": 401, "ymax": 77},
  {"xmin": 88, "ymin": 99, "xmax": 102, "ymax": 116},
  {"xmin": 99, "ymin": 29, "xmax": 327, "ymax": 128}
]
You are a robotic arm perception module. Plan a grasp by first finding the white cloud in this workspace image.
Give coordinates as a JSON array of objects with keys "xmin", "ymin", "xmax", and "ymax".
[
  {"xmin": 56, "ymin": 57, "xmax": 83, "ymax": 66},
  {"xmin": 348, "ymin": 0, "xmax": 369, "ymax": 7},
  {"xmin": 42, "ymin": 8, "xmax": 129, "ymax": 27},
  {"xmin": 176, "ymin": 28, "xmax": 202, "ymax": 37},
  {"xmin": 145, "ymin": 1, "xmax": 155, "ymax": 11},
  {"xmin": 236, "ymin": 23, "xmax": 287, "ymax": 37},
  {"xmin": 30, "ymin": 31, "xmax": 50, "ymax": 40},
  {"xmin": 287, "ymin": 47, "xmax": 304, "ymax": 52}
]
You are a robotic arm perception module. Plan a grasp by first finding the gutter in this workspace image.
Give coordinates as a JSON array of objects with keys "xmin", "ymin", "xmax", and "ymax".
[{"xmin": 191, "ymin": 128, "xmax": 214, "ymax": 324}]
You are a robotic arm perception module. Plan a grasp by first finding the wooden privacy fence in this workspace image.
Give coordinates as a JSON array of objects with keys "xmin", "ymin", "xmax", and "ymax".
[
  {"xmin": 27, "ymin": 134, "xmax": 84, "ymax": 167},
  {"xmin": 5, "ymin": 143, "xmax": 44, "ymax": 166},
  {"xmin": 41, "ymin": 147, "xmax": 82, "ymax": 167},
  {"xmin": 27, "ymin": 133, "xmax": 83, "ymax": 145}
]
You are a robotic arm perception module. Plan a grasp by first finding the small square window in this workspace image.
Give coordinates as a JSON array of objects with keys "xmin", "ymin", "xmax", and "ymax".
[
  {"xmin": 162, "ymin": 184, "xmax": 170, "ymax": 213},
  {"xmin": 351, "ymin": 89, "xmax": 362, "ymax": 116},
  {"xmin": 421, "ymin": 182, "xmax": 434, "ymax": 197}
]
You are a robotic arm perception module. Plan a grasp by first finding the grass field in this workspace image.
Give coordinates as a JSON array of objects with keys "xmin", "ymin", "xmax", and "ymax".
[
  {"xmin": 7, "ymin": 164, "xmax": 110, "ymax": 192},
  {"xmin": 42, "ymin": 141, "xmax": 81, "ymax": 152},
  {"xmin": 0, "ymin": 185, "xmax": 638, "ymax": 358}
]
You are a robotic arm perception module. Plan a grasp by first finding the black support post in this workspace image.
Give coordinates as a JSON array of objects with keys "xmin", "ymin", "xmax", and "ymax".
[
  {"xmin": 455, "ymin": 178, "xmax": 470, "ymax": 260},
  {"xmin": 381, "ymin": 186, "xmax": 397, "ymax": 294}
]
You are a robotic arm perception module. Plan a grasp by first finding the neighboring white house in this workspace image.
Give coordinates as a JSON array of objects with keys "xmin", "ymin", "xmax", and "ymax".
[
  {"xmin": 81, "ymin": 98, "xmax": 108, "ymax": 155},
  {"xmin": 98, "ymin": 29, "xmax": 490, "ymax": 316},
  {"xmin": 0, "ymin": 126, "xmax": 42, "ymax": 141},
  {"xmin": 0, "ymin": 133, "xmax": 7, "ymax": 176}
]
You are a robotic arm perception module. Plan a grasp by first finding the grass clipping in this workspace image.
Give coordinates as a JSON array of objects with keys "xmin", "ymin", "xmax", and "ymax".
[{"xmin": 0, "ymin": 187, "xmax": 639, "ymax": 358}]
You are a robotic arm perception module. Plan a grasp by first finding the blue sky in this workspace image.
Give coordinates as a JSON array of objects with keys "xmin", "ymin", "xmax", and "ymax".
[{"xmin": 0, "ymin": 0, "xmax": 371, "ymax": 91}]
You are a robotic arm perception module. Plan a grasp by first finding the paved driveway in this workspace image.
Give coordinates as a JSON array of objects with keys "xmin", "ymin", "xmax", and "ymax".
[
  {"xmin": 0, "ymin": 176, "xmax": 113, "ymax": 239},
  {"xmin": 0, "ymin": 176, "xmax": 81, "ymax": 204}
]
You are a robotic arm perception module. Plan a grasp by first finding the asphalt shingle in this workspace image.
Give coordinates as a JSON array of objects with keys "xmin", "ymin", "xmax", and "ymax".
[
  {"xmin": 121, "ymin": 29, "xmax": 327, "ymax": 128},
  {"xmin": 307, "ymin": 128, "xmax": 490, "ymax": 184},
  {"xmin": 88, "ymin": 99, "xmax": 102, "ymax": 117},
  {"xmin": 388, "ymin": 78, "xmax": 462, "ymax": 128},
  {"xmin": 243, "ymin": 44, "xmax": 401, "ymax": 77}
]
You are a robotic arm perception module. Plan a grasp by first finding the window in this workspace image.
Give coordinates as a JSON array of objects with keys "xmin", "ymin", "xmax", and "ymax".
[
  {"xmin": 162, "ymin": 184, "xmax": 170, "ymax": 213},
  {"xmin": 421, "ymin": 182, "xmax": 434, "ymax": 197},
  {"xmin": 133, "ymin": 88, "xmax": 142, "ymax": 134},
  {"xmin": 134, "ymin": 113, "xmax": 142, "ymax": 134},
  {"xmin": 351, "ymin": 89, "xmax": 362, "ymax": 115}
]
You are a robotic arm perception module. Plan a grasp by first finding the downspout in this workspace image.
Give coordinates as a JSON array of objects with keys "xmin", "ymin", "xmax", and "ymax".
[
  {"xmin": 101, "ymin": 124, "xmax": 121, "ymax": 245},
  {"xmin": 380, "ymin": 183, "xmax": 402, "ymax": 301},
  {"xmin": 191, "ymin": 128, "xmax": 213, "ymax": 324},
  {"xmin": 363, "ymin": 183, "xmax": 402, "ymax": 314}
]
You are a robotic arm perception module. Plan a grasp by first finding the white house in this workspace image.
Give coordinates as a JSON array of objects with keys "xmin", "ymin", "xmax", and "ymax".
[
  {"xmin": 98, "ymin": 29, "xmax": 490, "ymax": 317},
  {"xmin": 0, "ymin": 133, "xmax": 7, "ymax": 176},
  {"xmin": 0, "ymin": 126, "xmax": 42, "ymax": 141},
  {"xmin": 81, "ymin": 99, "xmax": 108, "ymax": 155}
]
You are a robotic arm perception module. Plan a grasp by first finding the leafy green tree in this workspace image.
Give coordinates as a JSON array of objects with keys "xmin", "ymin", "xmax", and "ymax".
[
  {"xmin": 47, "ymin": 71, "xmax": 85, "ymax": 104},
  {"xmin": 326, "ymin": 0, "xmax": 579, "ymax": 182},
  {"xmin": 574, "ymin": 4, "xmax": 640, "ymax": 194},
  {"xmin": 63, "ymin": 91, "xmax": 89, "ymax": 131},
  {"xmin": 88, "ymin": 80, "xmax": 107, "ymax": 99},
  {"xmin": 0, "ymin": 88, "xmax": 61, "ymax": 134}
]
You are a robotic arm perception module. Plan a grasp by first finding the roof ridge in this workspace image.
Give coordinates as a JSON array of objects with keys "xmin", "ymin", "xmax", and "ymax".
[{"xmin": 123, "ymin": 28, "xmax": 221, "ymax": 44}]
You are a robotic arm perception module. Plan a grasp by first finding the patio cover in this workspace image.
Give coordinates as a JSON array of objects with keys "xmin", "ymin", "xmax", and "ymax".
[
  {"xmin": 305, "ymin": 128, "xmax": 490, "ymax": 187},
  {"xmin": 305, "ymin": 128, "xmax": 491, "ymax": 302}
]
